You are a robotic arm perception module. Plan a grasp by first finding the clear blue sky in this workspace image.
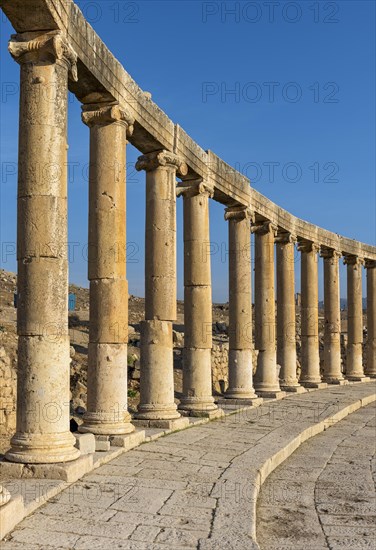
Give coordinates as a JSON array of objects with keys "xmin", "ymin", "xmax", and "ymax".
[{"xmin": 0, "ymin": 1, "xmax": 375, "ymax": 301}]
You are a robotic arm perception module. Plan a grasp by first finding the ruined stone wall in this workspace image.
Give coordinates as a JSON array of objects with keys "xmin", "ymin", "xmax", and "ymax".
[{"xmin": 0, "ymin": 348, "xmax": 16, "ymax": 436}]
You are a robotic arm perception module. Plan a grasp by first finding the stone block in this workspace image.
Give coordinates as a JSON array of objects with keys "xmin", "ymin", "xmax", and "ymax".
[
  {"xmin": 0, "ymin": 494, "xmax": 24, "ymax": 540},
  {"xmin": 110, "ymin": 429, "xmax": 145, "ymax": 449},
  {"xmin": 74, "ymin": 433, "xmax": 95, "ymax": 455}
]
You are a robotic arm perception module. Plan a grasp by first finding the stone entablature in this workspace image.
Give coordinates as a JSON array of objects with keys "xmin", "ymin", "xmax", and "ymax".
[{"xmin": 1, "ymin": 0, "xmax": 374, "ymax": 261}]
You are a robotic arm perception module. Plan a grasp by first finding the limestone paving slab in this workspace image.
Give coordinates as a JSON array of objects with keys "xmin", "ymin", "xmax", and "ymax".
[
  {"xmin": 257, "ymin": 401, "xmax": 376, "ymax": 550},
  {"xmin": 1, "ymin": 382, "xmax": 375, "ymax": 548}
]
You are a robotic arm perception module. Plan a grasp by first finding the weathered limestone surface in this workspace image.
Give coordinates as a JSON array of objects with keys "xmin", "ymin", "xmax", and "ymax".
[
  {"xmin": 253, "ymin": 222, "xmax": 283, "ymax": 397},
  {"xmin": 321, "ymin": 248, "xmax": 344, "ymax": 384},
  {"xmin": 344, "ymin": 256, "xmax": 366, "ymax": 381},
  {"xmin": 276, "ymin": 232, "xmax": 302, "ymax": 391},
  {"xmin": 6, "ymin": 31, "xmax": 79, "ymax": 464},
  {"xmin": 135, "ymin": 151, "xmax": 188, "ymax": 426},
  {"xmin": 79, "ymin": 102, "xmax": 134, "ymax": 436},
  {"xmin": 178, "ymin": 181, "xmax": 219, "ymax": 416},
  {"xmin": 224, "ymin": 206, "xmax": 257, "ymax": 400},
  {"xmin": 298, "ymin": 240, "xmax": 323, "ymax": 388},
  {"xmin": 365, "ymin": 260, "xmax": 376, "ymax": 377}
]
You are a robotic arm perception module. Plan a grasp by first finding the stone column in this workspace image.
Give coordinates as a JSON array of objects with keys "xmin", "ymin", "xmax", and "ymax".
[
  {"xmin": 365, "ymin": 260, "xmax": 376, "ymax": 377},
  {"xmin": 79, "ymin": 103, "xmax": 135, "ymax": 435},
  {"xmin": 224, "ymin": 205, "xmax": 259, "ymax": 402},
  {"xmin": 276, "ymin": 232, "xmax": 303, "ymax": 392},
  {"xmin": 344, "ymin": 255, "xmax": 367, "ymax": 380},
  {"xmin": 298, "ymin": 240, "xmax": 325, "ymax": 388},
  {"xmin": 321, "ymin": 248, "xmax": 345, "ymax": 384},
  {"xmin": 6, "ymin": 31, "xmax": 80, "ymax": 463},
  {"xmin": 177, "ymin": 181, "xmax": 221, "ymax": 417},
  {"xmin": 134, "ymin": 151, "xmax": 189, "ymax": 429},
  {"xmin": 253, "ymin": 221, "xmax": 284, "ymax": 398},
  {"xmin": 0, "ymin": 485, "xmax": 11, "ymax": 506}
]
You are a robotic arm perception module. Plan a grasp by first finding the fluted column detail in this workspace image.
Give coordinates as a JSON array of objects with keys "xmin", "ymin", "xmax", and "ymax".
[
  {"xmin": 253, "ymin": 221, "xmax": 284, "ymax": 397},
  {"xmin": 365, "ymin": 260, "xmax": 376, "ymax": 377},
  {"xmin": 225, "ymin": 206, "xmax": 258, "ymax": 400},
  {"xmin": 6, "ymin": 31, "xmax": 79, "ymax": 463},
  {"xmin": 134, "ymin": 151, "xmax": 189, "ymax": 426},
  {"xmin": 177, "ymin": 180, "xmax": 220, "ymax": 416},
  {"xmin": 298, "ymin": 240, "xmax": 324, "ymax": 388},
  {"xmin": 276, "ymin": 232, "xmax": 303, "ymax": 392},
  {"xmin": 344, "ymin": 255, "xmax": 367, "ymax": 380},
  {"xmin": 321, "ymin": 248, "xmax": 345, "ymax": 384},
  {"xmin": 79, "ymin": 102, "xmax": 135, "ymax": 435}
]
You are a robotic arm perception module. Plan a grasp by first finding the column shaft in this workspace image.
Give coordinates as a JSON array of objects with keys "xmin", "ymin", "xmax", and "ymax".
[
  {"xmin": 225, "ymin": 206, "xmax": 257, "ymax": 399},
  {"xmin": 365, "ymin": 261, "xmax": 376, "ymax": 377},
  {"xmin": 345, "ymin": 256, "xmax": 365, "ymax": 379},
  {"xmin": 6, "ymin": 31, "xmax": 79, "ymax": 463},
  {"xmin": 322, "ymin": 249, "xmax": 344, "ymax": 383},
  {"xmin": 178, "ymin": 182, "xmax": 218, "ymax": 414},
  {"xmin": 253, "ymin": 222, "xmax": 283, "ymax": 396},
  {"xmin": 276, "ymin": 233, "xmax": 301, "ymax": 390},
  {"xmin": 299, "ymin": 241, "xmax": 322, "ymax": 387},
  {"xmin": 79, "ymin": 103, "xmax": 134, "ymax": 435},
  {"xmin": 135, "ymin": 151, "xmax": 188, "ymax": 423}
]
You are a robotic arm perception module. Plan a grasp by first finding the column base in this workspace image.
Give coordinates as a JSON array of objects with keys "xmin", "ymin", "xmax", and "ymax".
[
  {"xmin": 178, "ymin": 397, "xmax": 221, "ymax": 418},
  {"xmin": 216, "ymin": 397, "xmax": 263, "ymax": 407},
  {"xmin": 301, "ymin": 381, "xmax": 328, "ymax": 389},
  {"xmin": 78, "ymin": 412, "xmax": 135, "ymax": 436},
  {"xmin": 224, "ymin": 388, "xmax": 258, "ymax": 400},
  {"xmin": 5, "ymin": 431, "xmax": 80, "ymax": 464},
  {"xmin": 179, "ymin": 408, "xmax": 225, "ymax": 419},
  {"xmin": 135, "ymin": 402, "xmax": 181, "ymax": 421},
  {"xmin": 132, "ymin": 417, "xmax": 190, "ymax": 430},
  {"xmin": 255, "ymin": 390, "xmax": 286, "ymax": 399},
  {"xmin": 322, "ymin": 377, "xmax": 348, "ymax": 385},
  {"xmin": 280, "ymin": 385, "xmax": 306, "ymax": 393},
  {"xmin": 346, "ymin": 375, "xmax": 371, "ymax": 382}
]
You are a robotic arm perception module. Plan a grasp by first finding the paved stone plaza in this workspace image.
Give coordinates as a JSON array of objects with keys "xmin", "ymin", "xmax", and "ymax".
[{"xmin": 1, "ymin": 383, "xmax": 375, "ymax": 549}]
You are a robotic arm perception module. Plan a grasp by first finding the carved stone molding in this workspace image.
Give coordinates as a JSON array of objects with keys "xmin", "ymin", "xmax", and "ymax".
[
  {"xmin": 8, "ymin": 30, "xmax": 77, "ymax": 81},
  {"xmin": 297, "ymin": 239, "xmax": 320, "ymax": 254},
  {"xmin": 224, "ymin": 205, "xmax": 254, "ymax": 222},
  {"xmin": 251, "ymin": 220, "xmax": 277, "ymax": 235},
  {"xmin": 343, "ymin": 254, "xmax": 364, "ymax": 266},
  {"xmin": 320, "ymin": 247, "xmax": 342, "ymax": 260},
  {"xmin": 275, "ymin": 230, "xmax": 297, "ymax": 244},
  {"xmin": 365, "ymin": 259, "xmax": 376, "ymax": 269},
  {"xmin": 82, "ymin": 102, "xmax": 134, "ymax": 135},
  {"xmin": 135, "ymin": 150, "xmax": 188, "ymax": 176},
  {"xmin": 176, "ymin": 179, "xmax": 214, "ymax": 199}
]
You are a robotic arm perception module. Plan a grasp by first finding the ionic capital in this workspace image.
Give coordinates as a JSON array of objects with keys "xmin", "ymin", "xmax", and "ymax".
[
  {"xmin": 297, "ymin": 239, "xmax": 320, "ymax": 254},
  {"xmin": 365, "ymin": 259, "xmax": 376, "ymax": 269},
  {"xmin": 8, "ymin": 30, "xmax": 77, "ymax": 81},
  {"xmin": 136, "ymin": 150, "xmax": 188, "ymax": 176},
  {"xmin": 176, "ymin": 179, "xmax": 214, "ymax": 199},
  {"xmin": 225, "ymin": 205, "xmax": 254, "ymax": 222},
  {"xmin": 343, "ymin": 254, "xmax": 364, "ymax": 266},
  {"xmin": 251, "ymin": 220, "xmax": 277, "ymax": 235},
  {"xmin": 275, "ymin": 230, "xmax": 297, "ymax": 244},
  {"xmin": 320, "ymin": 247, "xmax": 342, "ymax": 260},
  {"xmin": 81, "ymin": 103, "xmax": 134, "ymax": 135}
]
